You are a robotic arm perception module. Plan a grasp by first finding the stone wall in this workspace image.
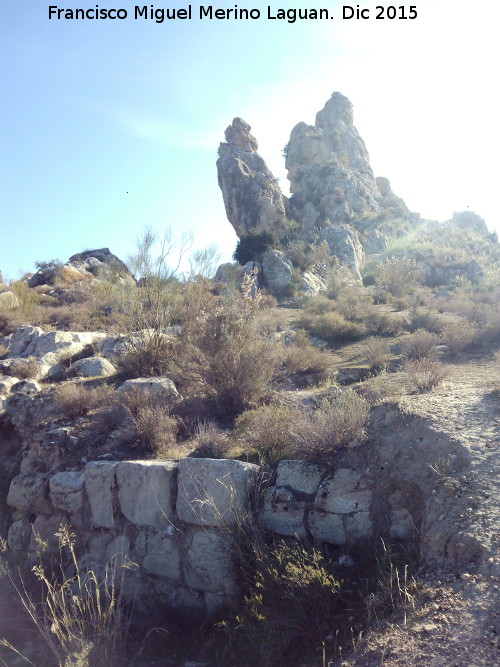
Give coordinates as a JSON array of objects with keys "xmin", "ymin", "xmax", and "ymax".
[{"xmin": 5, "ymin": 452, "xmax": 426, "ymax": 617}]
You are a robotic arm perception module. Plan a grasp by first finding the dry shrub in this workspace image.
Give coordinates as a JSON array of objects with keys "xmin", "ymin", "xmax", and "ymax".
[
  {"xmin": 6, "ymin": 356, "xmax": 39, "ymax": 379},
  {"xmin": 132, "ymin": 406, "xmax": 179, "ymax": 458},
  {"xmin": 407, "ymin": 309, "xmax": 443, "ymax": 334},
  {"xmin": 375, "ymin": 257, "xmax": 422, "ymax": 296},
  {"xmin": 302, "ymin": 294, "xmax": 337, "ymax": 316},
  {"xmin": 235, "ymin": 404, "xmax": 296, "ymax": 463},
  {"xmin": 402, "ymin": 329, "xmax": 439, "ymax": 360},
  {"xmin": 297, "ymin": 311, "xmax": 367, "ymax": 345},
  {"xmin": 54, "ymin": 382, "xmax": 114, "ymax": 419},
  {"xmin": 403, "ymin": 358, "xmax": 450, "ymax": 392},
  {"xmin": 356, "ymin": 373, "xmax": 405, "ymax": 405},
  {"xmin": 189, "ymin": 421, "xmax": 231, "ymax": 458},
  {"xmin": 442, "ymin": 321, "xmax": 477, "ymax": 355},
  {"xmin": 364, "ymin": 310, "xmax": 404, "ymax": 336},
  {"xmin": 281, "ymin": 333, "xmax": 337, "ymax": 385},
  {"xmin": 116, "ymin": 333, "xmax": 175, "ymax": 379},
  {"xmin": 335, "ymin": 288, "xmax": 373, "ymax": 321},
  {"xmin": 292, "ymin": 391, "xmax": 369, "ymax": 461},
  {"xmin": 363, "ymin": 336, "xmax": 390, "ymax": 371}
]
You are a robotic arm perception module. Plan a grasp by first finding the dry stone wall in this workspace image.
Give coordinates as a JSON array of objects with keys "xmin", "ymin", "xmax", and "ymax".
[{"xmin": 4, "ymin": 452, "xmax": 429, "ymax": 617}]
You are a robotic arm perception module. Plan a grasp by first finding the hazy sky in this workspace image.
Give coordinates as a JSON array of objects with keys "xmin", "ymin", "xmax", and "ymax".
[{"xmin": 1, "ymin": 0, "xmax": 499, "ymax": 279}]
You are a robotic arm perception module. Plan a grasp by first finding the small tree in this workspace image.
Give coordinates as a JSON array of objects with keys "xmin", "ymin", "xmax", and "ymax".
[{"xmin": 233, "ymin": 231, "xmax": 280, "ymax": 265}]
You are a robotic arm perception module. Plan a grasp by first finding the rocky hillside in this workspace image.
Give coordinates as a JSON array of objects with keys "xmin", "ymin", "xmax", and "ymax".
[{"xmin": 0, "ymin": 94, "xmax": 499, "ymax": 666}]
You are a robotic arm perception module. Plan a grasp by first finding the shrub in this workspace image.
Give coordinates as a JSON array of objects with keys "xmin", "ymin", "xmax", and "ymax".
[
  {"xmin": 402, "ymin": 329, "xmax": 439, "ymax": 360},
  {"xmin": 233, "ymin": 231, "xmax": 280, "ymax": 265},
  {"xmin": 132, "ymin": 405, "xmax": 180, "ymax": 458},
  {"xmin": 355, "ymin": 373, "xmax": 405, "ymax": 405},
  {"xmin": 189, "ymin": 421, "xmax": 231, "ymax": 458},
  {"xmin": 292, "ymin": 391, "xmax": 369, "ymax": 461},
  {"xmin": 297, "ymin": 311, "xmax": 367, "ymax": 345},
  {"xmin": 281, "ymin": 333, "xmax": 337, "ymax": 386},
  {"xmin": 403, "ymin": 358, "xmax": 450, "ymax": 392},
  {"xmin": 442, "ymin": 321, "xmax": 477, "ymax": 355},
  {"xmin": 5, "ymin": 356, "xmax": 38, "ymax": 379},
  {"xmin": 235, "ymin": 404, "xmax": 296, "ymax": 463},
  {"xmin": 54, "ymin": 382, "xmax": 114, "ymax": 419},
  {"xmin": 375, "ymin": 257, "xmax": 422, "ymax": 296},
  {"xmin": 363, "ymin": 336, "xmax": 390, "ymax": 371},
  {"xmin": 407, "ymin": 309, "xmax": 443, "ymax": 333},
  {"xmin": 116, "ymin": 332, "xmax": 176, "ymax": 379},
  {"xmin": 364, "ymin": 309, "xmax": 404, "ymax": 336}
]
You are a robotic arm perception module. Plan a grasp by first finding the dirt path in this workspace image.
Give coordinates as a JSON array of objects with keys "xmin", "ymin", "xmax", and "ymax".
[{"xmin": 345, "ymin": 355, "xmax": 500, "ymax": 666}]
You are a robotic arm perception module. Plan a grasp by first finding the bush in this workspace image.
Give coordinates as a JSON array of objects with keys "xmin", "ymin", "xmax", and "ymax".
[
  {"xmin": 225, "ymin": 520, "xmax": 342, "ymax": 667},
  {"xmin": 235, "ymin": 404, "xmax": 296, "ymax": 463},
  {"xmin": 132, "ymin": 405, "xmax": 180, "ymax": 458},
  {"xmin": 188, "ymin": 421, "xmax": 231, "ymax": 458},
  {"xmin": 363, "ymin": 336, "xmax": 390, "ymax": 371},
  {"xmin": 364, "ymin": 309, "xmax": 404, "ymax": 336},
  {"xmin": 375, "ymin": 257, "xmax": 422, "ymax": 296},
  {"xmin": 402, "ymin": 329, "xmax": 439, "ymax": 360},
  {"xmin": 233, "ymin": 231, "xmax": 280, "ymax": 265},
  {"xmin": 297, "ymin": 311, "xmax": 367, "ymax": 345},
  {"xmin": 403, "ymin": 358, "xmax": 450, "ymax": 392},
  {"xmin": 442, "ymin": 321, "xmax": 477, "ymax": 355},
  {"xmin": 54, "ymin": 382, "xmax": 114, "ymax": 419},
  {"xmin": 5, "ymin": 356, "xmax": 38, "ymax": 379},
  {"xmin": 407, "ymin": 309, "xmax": 443, "ymax": 334},
  {"xmin": 292, "ymin": 391, "xmax": 369, "ymax": 461},
  {"xmin": 281, "ymin": 333, "xmax": 337, "ymax": 386}
]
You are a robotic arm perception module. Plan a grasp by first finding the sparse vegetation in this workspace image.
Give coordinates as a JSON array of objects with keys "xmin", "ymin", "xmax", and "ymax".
[
  {"xmin": 54, "ymin": 382, "xmax": 115, "ymax": 418},
  {"xmin": 403, "ymin": 358, "xmax": 450, "ymax": 392}
]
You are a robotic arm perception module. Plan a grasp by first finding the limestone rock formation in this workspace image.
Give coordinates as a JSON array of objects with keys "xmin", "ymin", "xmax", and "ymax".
[
  {"xmin": 285, "ymin": 92, "xmax": 383, "ymax": 229},
  {"xmin": 217, "ymin": 118, "xmax": 287, "ymax": 238}
]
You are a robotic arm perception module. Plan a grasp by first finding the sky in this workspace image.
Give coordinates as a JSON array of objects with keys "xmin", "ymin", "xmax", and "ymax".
[{"xmin": 1, "ymin": 0, "xmax": 499, "ymax": 280}]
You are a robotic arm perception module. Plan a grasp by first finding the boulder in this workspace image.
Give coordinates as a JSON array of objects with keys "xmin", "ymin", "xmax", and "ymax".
[
  {"xmin": 116, "ymin": 377, "xmax": 179, "ymax": 399},
  {"xmin": 183, "ymin": 527, "xmax": 235, "ymax": 595},
  {"xmin": 176, "ymin": 458, "xmax": 258, "ymax": 527},
  {"xmin": 261, "ymin": 250, "xmax": 293, "ymax": 294},
  {"xmin": 137, "ymin": 529, "xmax": 181, "ymax": 579},
  {"xmin": 7, "ymin": 473, "xmax": 52, "ymax": 515},
  {"xmin": 299, "ymin": 271, "xmax": 326, "ymax": 296},
  {"xmin": 72, "ymin": 356, "xmax": 117, "ymax": 377},
  {"xmin": 318, "ymin": 227, "xmax": 363, "ymax": 283}
]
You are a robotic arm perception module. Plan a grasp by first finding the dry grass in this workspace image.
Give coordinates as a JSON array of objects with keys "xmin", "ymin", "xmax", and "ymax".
[
  {"xmin": 188, "ymin": 421, "xmax": 232, "ymax": 458},
  {"xmin": 234, "ymin": 404, "xmax": 296, "ymax": 463},
  {"xmin": 54, "ymin": 382, "xmax": 115, "ymax": 419},
  {"xmin": 281, "ymin": 332, "xmax": 337, "ymax": 385},
  {"xmin": 0, "ymin": 525, "xmax": 135, "ymax": 666},
  {"xmin": 132, "ymin": 405, "xmax": 180, "ymax": 458},
  {"xmin": 297, "ymin": 311, "xmax": 367, "ymax": 345}
]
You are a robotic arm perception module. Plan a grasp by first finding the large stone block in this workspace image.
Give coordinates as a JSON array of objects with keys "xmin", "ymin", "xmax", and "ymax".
[
  {"xmin": 177, "ymin": 458, "xmax": 258, "ymax": 527},
  {"xmin": 85, "ymin": 461, "xmax": 118, "ymax": 529},
  {"xmin": 309, "ymin": 509, "xmax": 346, "ymax": 545},
  {"xmin": 137, "ymin": 529, "xmax": 181, "ymax": 580},
  {"xmin": 315, "ymin": 469, "xmax": 372, "ymax": 515},
  {"xmin": 116, "ymin": 460, "xmax": 177, "ymax": 529},
  {"xmin": 344, "ymin": 511, "xmax": 372, "ymax": 542},
  {"xmin": 49, "ymin": 471, "xmax": 85, "ymax": 515},
  {"xmin": 7, "ymin": 474, "xmax": 52, "ymax": 515},
  {"xmin": 7, "ymin": 518, "xmax": 32, "ymax": 551},
  {"xmin": 183, "ymin": 528, "xmax": 235, "ymax": 594},
  {"xmin": 261, "ymin": 487, "xmax": 307, "ymax": 537},
  {"xmin": 116, "ymin": 377, "xmax": 179, "ymax": 399},
  {"xmin": 276, "ymin": 460, "xmax": 325, "ymax": 495}
]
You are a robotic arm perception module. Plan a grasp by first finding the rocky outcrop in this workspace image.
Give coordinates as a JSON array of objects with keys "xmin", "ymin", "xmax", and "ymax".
[
  {"xmin": 318, "ymin": 226, "xmax": 364, "ymax": 283},
  {"xmin": 216, "ymin": 118, "xmax": 287, "ymax": 238},
  {"xmin": 27, "ymin": 248, "xmax": 133, "ymax": 288},
  {"xmin": 285, "ymin": 92, "xmax": 382, "ymax": 229}
]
